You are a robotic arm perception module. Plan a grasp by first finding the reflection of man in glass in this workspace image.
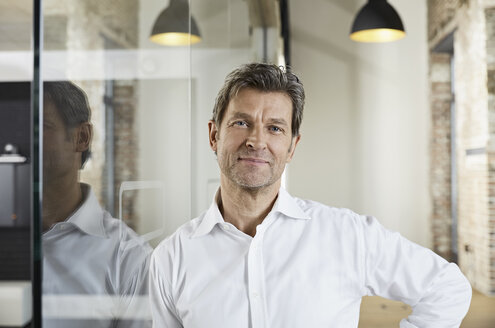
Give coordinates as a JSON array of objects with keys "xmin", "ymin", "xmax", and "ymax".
[
  {"xmin": 149, "ymin": 63, "xmax": 472, "ymax": 327},
  {"xmin": 42, "ymin": 81, "xmax": 151, "ymax": 327}
]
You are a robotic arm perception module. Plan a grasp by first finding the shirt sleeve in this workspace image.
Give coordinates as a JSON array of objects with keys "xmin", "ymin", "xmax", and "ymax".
[
  {"xmin": 361, "ymin": 215, "xmax": 472, "ymax": 328},
  {"xmin": 149, "ymin": 248, "xmax": 183, "ymax": 328},
  {"xmin": 115, "ymin": 239, "xmax": 153, "ymax": 328}
]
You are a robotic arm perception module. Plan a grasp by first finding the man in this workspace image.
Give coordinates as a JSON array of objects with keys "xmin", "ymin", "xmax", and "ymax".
[
  {"xmin": 149, "ymin": 63, "xmax": 472, "ymax": 327},
  {"xmin": 42, "ymin": 81, "xmax": 151, "ymax": 327}
]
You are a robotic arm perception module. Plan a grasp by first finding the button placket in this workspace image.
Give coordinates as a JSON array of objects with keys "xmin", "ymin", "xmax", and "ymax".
[{"xmin": 247, "ymin": 229, "xmax": 267, "ymax": 328}]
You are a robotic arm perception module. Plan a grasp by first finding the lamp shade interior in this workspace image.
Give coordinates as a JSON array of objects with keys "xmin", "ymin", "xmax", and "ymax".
[
  {"xmin": 150, "ymin": 32, "xmax": 201, "ymax": 46},
  {"xmin": 350, "ymin": 28, "xmax": 405, "ymax": 42}
]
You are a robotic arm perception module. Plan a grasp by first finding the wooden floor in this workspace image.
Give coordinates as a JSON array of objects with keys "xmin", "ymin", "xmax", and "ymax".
[{"xmin": 358, "ymin": 289, "xmax": 495, "ymax": 327}]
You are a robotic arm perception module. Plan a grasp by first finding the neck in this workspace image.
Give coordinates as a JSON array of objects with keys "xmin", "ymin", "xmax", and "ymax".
[
  {"xmin": 42, "ymin": 175, "xmax": 83, "ymax": 232},
  {"xmin": 219, "ymin": 176, "xmax": 280, "ymax": 237}
]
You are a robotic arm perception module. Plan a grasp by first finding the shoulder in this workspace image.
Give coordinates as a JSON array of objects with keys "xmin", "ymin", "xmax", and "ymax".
[
  {"xmin": 102, "ymin": 213, "xmax": 153, "ymax": 258},
  {"xmin": 155, "ymin": 214, "xmax": 204, "ymax": 252},
  {"xmin": 149, "ymin": 215, "xmax": 205, "ymax": 288},
  {"xmin": 294, "ymin": 196, "xmax": 365, "ymax": 224},
  {"xmin": 152, "ymin": 215, "xmax": 203, "ymax": 258},
  {"xmin": 288, "ymin": 196, "xmax": 391, "ymax": 243}
]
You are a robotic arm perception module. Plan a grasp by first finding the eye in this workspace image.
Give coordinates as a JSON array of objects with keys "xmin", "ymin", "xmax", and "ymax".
[
  {"xmin": 269, "ymin": 125, "xmax": 283, "ymax": 133},
  {"xmin": 232, "ymin": 120, "xmax": 248, "ymax": 127}
]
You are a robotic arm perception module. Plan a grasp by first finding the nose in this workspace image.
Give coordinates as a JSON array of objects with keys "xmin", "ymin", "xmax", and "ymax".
[{"xmin": 245, "ymin": 125, "xmax": 267, "ymax": 150}]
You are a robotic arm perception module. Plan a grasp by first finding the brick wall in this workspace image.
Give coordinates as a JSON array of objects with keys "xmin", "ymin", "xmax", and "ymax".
[
  {"xmin": 486, "ymin": 7, "xmax": 495, "ymax": 295},
  {"xmin": 428, "ymin": 0, "xmax": 460, "ymax": 41},
  {"xmin": 112, "ymin": 80, "xmax": 139, "ymax": 227},
  {"xmin": 428, "ymin": 0, "xmax": 495, "ymax": 295},
  {"xmin": 429, "ymin": 53, "xmax": 453, "ymax": 260},
  {"xmin": 456, "ymin": 0, "xmax": 492, "ymax": 295}
]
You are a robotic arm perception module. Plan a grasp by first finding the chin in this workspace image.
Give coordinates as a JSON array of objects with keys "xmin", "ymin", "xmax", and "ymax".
[{"xmin": 236, "ymin": 177, "xmax": 277, "ymax": 191}]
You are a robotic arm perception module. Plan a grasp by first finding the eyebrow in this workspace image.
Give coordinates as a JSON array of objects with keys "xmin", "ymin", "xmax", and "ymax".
[
  {"xmin": 267, "ymin": 118, "xmax": 289, "ymax": 127},
  {"xmin": 228, "ymin": 112, "xmax": 289, "ymax": 127},
  {"xmin": 228, "ymin": 112, "xmax": 251, "ymax": 121}
]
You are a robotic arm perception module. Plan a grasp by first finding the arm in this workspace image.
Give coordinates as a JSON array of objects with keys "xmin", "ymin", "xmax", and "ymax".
[
  {"xmin": 361, "ymin": 216, "xmax": 472, "ymax": 328},
  {"xmin": 149, "ymin": 249, "xmax": 183, "ymax": 328},
  {"xmin": 114, "ymin": 240, "xmax": 153, "ymax": 328}
]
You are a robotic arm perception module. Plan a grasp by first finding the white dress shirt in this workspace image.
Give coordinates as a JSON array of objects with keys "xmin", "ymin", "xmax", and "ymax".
[
  {"xmin": 150, "ymin": 187, "xmax": 472, "ymax": 328},
  {"xmin": 43, "ymin": 184, "xmax": 152, "ymax": 327}
]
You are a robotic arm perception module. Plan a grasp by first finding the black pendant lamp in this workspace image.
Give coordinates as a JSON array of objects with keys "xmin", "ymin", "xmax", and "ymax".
[
  {"xmin": 350, "ymin": 0, "xmax": 405, "ymax": 43},
  {"xmin": 150, "ymin": 0, "xmax": 201, "ymax": 46}
]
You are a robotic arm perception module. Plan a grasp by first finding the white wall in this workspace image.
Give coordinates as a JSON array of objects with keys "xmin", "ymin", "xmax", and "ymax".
[{"xmin": 290, "ymin": 0, "xmax": 431, "ymax": 247}]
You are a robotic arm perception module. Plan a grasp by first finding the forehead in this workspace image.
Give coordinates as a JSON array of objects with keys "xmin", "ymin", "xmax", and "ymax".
[
  {"xmin": 43, "ymin": 99, "xmax": 66, "ymax": 126},
  {"xmin": 43, "ymin": 99, "xmax": 59, "ymax": 119},
  {"xmin": 226, "ymin": 88, "xmax": 292, "ymax": 119}
]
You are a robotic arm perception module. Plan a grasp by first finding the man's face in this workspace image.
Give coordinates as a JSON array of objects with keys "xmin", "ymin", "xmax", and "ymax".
[
  {"xmin": 43, "ymin": 100, "xmax": 80, "ymax": 182},
  {"xmin": 209, "ymin": 88, "xmax": 300, "ymax": 191}
]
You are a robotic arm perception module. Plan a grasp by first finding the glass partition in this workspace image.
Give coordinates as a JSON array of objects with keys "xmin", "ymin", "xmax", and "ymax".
[
  {"xmin": 190, "ymin": 0, "xmax": 252, "ymax": 216},
  {"xmin": 189, "ymin": 0, "xmax": 286, "ymax": 216},
  {"xmin": 0, "ymin": 0, "xmax": 286, "ymax": 326},
  {"xmin": 40, "ymin": 0, "xmax": 193, "ymax": 326},
  {"xmin": 0, "ymin": 1, "xmax": 34, "ymax": 327}
]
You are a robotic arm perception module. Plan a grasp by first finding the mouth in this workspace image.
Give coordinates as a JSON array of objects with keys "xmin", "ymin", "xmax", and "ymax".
[{"xmin": 238, "ymin": 157, "xmax": 269, "ymax": 165}]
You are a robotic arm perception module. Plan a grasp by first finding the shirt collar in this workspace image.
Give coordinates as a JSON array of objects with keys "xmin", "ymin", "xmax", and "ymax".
[
  {"xmin": 191, "ymin": 189, "xmax": 225, "ymax": 238},
  {"xmin": 191, "ymin": 186, "xmax": 309, "ymax": 238},
  {"xmin": 272, "ymin": 187, "xmax": 310, "ymax": 221},
  {"xmin": 67, "ymin": 183, "xmax": 108, "ymax": 238}
]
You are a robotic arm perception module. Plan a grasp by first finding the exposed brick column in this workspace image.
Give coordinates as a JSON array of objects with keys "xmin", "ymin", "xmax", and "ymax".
[
  {"xmin": 112, "ymin": 81, "xmax": 138, "ymax": 229},
  {"xmin": 428, "ymin": 0, "xmax": 495, "ymax": 295},
  {"xmin": 485, "ymin": 7, "xmax": 495, "ymax": 295},
  {"xmin": 455, "ymin": 0, "xmax": 491, "ymax": 295},
  {"xmin": 429, "ymin": 53, "xmax": 453, "ymax": 260},
  {"xmin": 428, "ymin": 0, "xmax": 460, "ymax": 41}
]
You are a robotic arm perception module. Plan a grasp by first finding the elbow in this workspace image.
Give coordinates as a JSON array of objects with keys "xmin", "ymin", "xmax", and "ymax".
[
  {"xmin": 460, "ymin": 273, "xmax": 472, "ymax": 315},
  {"xmin": 453, "ymin": 265, "xmax": 472, "ymax": 320}
]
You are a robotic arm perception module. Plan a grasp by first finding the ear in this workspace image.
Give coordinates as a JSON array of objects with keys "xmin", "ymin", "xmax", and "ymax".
[
  {"xmin": 286, "ymin": 134, "xmax": 301, "ymax": 163},
  {"xmin": 208, "ymin": 120, "xmax": 219, "ymax": 152},
  {"xmin": 75, "ymin": 122, "xmax": 93, "ymax": 153}
]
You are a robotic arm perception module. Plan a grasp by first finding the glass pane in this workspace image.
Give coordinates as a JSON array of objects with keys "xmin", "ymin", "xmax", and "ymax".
[
  {"xmin": 0, "ymin": 0, "xmax": 33, "ymax": 238},
  {"xmin": 39, "ymin": 0, "xmax": 282, "ymax": 326},
  {"xmin": 190, "ymin": 0, "xmax": 252, "ymax": 216},
  {"xmin": 0, "ymin": 0, "xmax": 34, "ymax": 327},
  {"xmin": 40, "ymin": 0, "xmax": 192, "ymax": 326}
]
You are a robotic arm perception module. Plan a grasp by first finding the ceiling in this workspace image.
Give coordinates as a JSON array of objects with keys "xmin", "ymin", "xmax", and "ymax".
[{"xmin": 0, "ymin": 0, "xmax": 361, "ymax": 51}]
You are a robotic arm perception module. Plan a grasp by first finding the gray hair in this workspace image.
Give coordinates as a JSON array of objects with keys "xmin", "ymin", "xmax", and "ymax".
[
  {"xmin": 212, "ymin": 63, "xmax": 305, "ymax": 137},
  {"xmin": 43, "ymin": 81, "xmax": 91, "ymax": 168}
]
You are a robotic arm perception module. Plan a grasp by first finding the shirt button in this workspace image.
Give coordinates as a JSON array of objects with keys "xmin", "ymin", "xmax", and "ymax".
[
  {"xmin": 251, "ymin": 291, "xmax": 260, "ymax": 298},
  {"xmin": 222, "ymin": 223, "xmax": 229, "ymax": 231}
]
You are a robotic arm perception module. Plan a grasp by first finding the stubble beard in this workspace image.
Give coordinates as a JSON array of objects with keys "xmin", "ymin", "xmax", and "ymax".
[
  {"xmin": 219, "ymin": 153, "xmax": 280, "ymax": 192},
  {"xmin": 227, "ymin": 165, "xmax": 275, "ymax": 191}
]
